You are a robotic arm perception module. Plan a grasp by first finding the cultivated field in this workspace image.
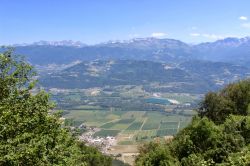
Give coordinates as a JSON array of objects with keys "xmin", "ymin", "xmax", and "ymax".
[{"xmin": 63, "ymin": 110, "xmax": 193, "ymax": 144}]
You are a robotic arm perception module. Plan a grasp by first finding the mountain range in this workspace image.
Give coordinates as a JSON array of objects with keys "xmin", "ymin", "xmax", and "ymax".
[
  {"xmin": 7, "ymin": 37, "xmax": 250, "ymax": 66},
  {"xmin": 2, "ymin": 37, "xmax": 250, "ymax": 93}
]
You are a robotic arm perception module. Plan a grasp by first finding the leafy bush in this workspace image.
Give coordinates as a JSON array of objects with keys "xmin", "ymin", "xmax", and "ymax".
[
  {"xmin": 0, "ymin": 49, "xmax": 111, "ymax": 165},
  {"xmin": 136, "ymin": 79, "xmax": 250, "ymax": 165}
]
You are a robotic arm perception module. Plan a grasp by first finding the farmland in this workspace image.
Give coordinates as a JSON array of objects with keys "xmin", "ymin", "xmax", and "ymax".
[
  {"xmin": 93, "ymin": 129, "xmax": 120, "ymax": 137},
  {"xmin": 57, "ymin": 88, "xmax": 198, "ymax": 164},
  {"xmin": 54, "ymin": 86, "xmax": 198, "ymax": 147},
  {"xmin": 63, "ymin": 109, "xmax": 193, "ymax": 144}
]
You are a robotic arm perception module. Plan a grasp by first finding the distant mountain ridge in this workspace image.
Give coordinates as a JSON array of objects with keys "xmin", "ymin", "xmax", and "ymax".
[
  {"xmin": 4, "ymin": 37, "xmax": 250, "ymax": 66},
  {"xmin": 11, "ymin": 40, "xmax": 87, "ymax": 47},
  {"xmin": 2, "ymin": 37, "xmax": 250, "ymax": 93},
  {"xmin": 40, "ymin": 60, "xmax": 250, "ymax": 93},
  {"xmin": 193, "ymin": 37, "xmax": 250, "ymax": 65}
]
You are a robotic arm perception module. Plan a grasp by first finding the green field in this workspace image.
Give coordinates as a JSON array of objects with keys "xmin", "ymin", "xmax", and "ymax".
[
  {"xmin": 156, "ymin": 129, "xmax": 178, "ymax": 136},
  {"xmin": 63, "ymin": 110, "xmax": 192, "ymax": 144},
  {"xmin": 54, "ymin": 85, "xmax": 198, "ymax": 146},
  {"xmin": 94, "ymin": 129, "xmax": 120, "ymax": 137},
  {"xmin": 117, "ymin": 119, "xmax": 135, "ymax": 124},
  {"xmin": 142, "ymin": 120, "xmax": 159, "ymax": 130},
  {"xmin": 126, "ymin": 121, "xmax": 143, "ymax": 130},
  {"xmin": 160, "ymin": 122, "xmax": 179, "ymax": 129},
  {"xmin": 135, "ymin": 130, "xmax": 157, "ymax": 140},
  {"xmin": 121, "ymin": 111, "xmax": 145, "ymax": 118},
  {"xmin": 100, "ymin": 122, "xmax": 116, "ymax": 128},
  {"xmin": 180, "ymin": 121, "xmax": 191, "ymax": 129}
]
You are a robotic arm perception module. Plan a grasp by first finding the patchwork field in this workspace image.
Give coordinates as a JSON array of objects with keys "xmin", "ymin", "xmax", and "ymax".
[
  {"xmin": 93, "ymin": 129, "xmax": 120, "ymax": 137},
  {"xmin": 64, "ymin": 109, "xmax": 193, "ymax": 144}
]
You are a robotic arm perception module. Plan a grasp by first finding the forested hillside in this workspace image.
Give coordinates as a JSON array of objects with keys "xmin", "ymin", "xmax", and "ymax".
[
  {"xmin": 40, "ymin": 60, "xmax": 250, "ymax": 94},
  {"xmin": 135, "ymin": 79, "xmax": 250, "ymax": 165},
  {"xmin": 0, "ymin": 49, "xmax": 111, "ymax": 165}
]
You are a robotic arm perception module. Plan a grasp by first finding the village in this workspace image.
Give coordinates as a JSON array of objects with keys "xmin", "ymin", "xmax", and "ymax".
[{"xmin": 78, "ymin": 126, "xmax": 117, "ymax": 154}]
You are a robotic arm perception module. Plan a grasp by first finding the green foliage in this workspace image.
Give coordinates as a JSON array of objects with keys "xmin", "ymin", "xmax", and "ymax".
[
  {"xmin": 136, "ymin": 79, "xmax": 250, "ymax": 165},
  {"xmin": 199, "ymin": 79, "xmax": 250, "ymax": 124},
  {"xmin": 171, "ymin": 117, "xmax": 245, "ymax": 163},
  {"xmin": 0, "ymin": 49, "xmax": 111, "ymax": 165},
  {"xmin": 198, "ymin": 92, "xmax": 235, "ymax": 124},
  {"xmin": 223, "ymin": 146, "xmax": 250, "ymax": 166},
  {"xmin": 112, "ymin": 159, "xmax": 130, "ymax": 166},
  {"xmin": 135, "ymin": 142, "xmax": 180, "ymax": 166}
]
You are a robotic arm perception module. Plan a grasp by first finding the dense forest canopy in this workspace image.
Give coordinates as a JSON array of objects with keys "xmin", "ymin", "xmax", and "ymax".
[
  {"xmin": 0, "ymin": 49, "xmax": 111, "ymax": 165},
  {"xmin": 136, "ymin": 79, "xmax": 250, "ymax": 165}
]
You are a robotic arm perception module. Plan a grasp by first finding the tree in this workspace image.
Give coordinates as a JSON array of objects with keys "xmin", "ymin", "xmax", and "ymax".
[
  {"xmin": 136, "ymin": 79, "xmax": 250, "ymax": 165},
  {"xmin": 198, "ymin": 79, "xmax": 250, "ymax": 124},
  {"xmin": 0, "ymin": 49, "xmax": 111, "ymax": 165},
  {"xmin": 135, "ymin": 142, "xmax": 179, "ymax": 166},
  {"xmin": 198, "ymin": 92, "xmax": 234, "ymax": 124}
]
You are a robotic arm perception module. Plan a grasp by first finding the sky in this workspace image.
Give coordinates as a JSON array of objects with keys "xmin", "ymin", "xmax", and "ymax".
[{"xmin": 1, "ymin": 0, "xmax": 250, "ymax": 45}]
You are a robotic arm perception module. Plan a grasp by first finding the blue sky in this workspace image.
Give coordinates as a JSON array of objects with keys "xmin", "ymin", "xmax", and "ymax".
[{"xmin": 1, "ymin": 0, "xmax": 250, "ymax": 45}]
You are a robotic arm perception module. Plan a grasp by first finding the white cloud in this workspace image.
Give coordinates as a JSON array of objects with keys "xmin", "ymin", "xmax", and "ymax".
[
  {"xmin": 239, "ymin": 16, "xmax": 248, "ymax": 21},
  {"xmin": 202, "ymin": 34, "xmax": 224, "ymax": 40},
  {"xmin": 151, "ymin": 32, "xmax": 167, "ymax": 38},
  {"xmin": 190, "ymin": 33, "xmax": 225, "ymax": 40},
  {"xmin": 241, "ymin": 23, "xmax": 250, "ymax": 28},
  {"xmin": 190, "ymin": 33, "xmax": 200, "ymax": 37}
]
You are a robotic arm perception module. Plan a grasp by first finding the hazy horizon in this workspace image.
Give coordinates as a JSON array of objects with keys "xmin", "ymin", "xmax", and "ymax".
[{"xmin": 4, "ymin": 35, "xmax": 250, "ymax": 47}]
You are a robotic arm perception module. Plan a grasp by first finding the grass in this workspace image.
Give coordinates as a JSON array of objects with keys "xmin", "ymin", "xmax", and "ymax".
[
  {"xmin": 111, "ymin": 124, "xmax": 131, "ymax": 130},
  {"xmin": 135, "ymin": 130, "xmax": 157, "ymax": 140},
  {"xmin": 118, "ymin": 141, "xmax": 135, "ymax": 145},
  {"xmin": 122, "ymin": 130, "xmax": 136, "ymax": 134},
  {"xmin": 94, "ymin": 129, "xmax": 120, "ymax": 137},
  {"xmin": 84, "ymin": 121, "xmax": 106, "ymax": 127},
  {"xmin": 72, "ymin": 105, "xmax": 102, "ymax": 110},
  {"xmin": 156, "ymin": 129, "xmax": 178, "ymax": 136},
  {"xmin": 141, "ymin": 112, "xmax": 166, "ymax": 130},
  {"xmin": 105, "ymin": 114, "xmax": 120, "ymax": 119},
  {"xmin": 121, "ymin": 111, "xmax": 146, "ymax": 118},
  {"xmin": 180, "ymin": 121, "xmax": 191, "ymax": 129},
  {"xmin": 104, "ymin": 118, "xmax": 135, "ymax": 130},
  {"xmin": 110, "ymin": 111, "xmax": 126, "ymax": 116},
  {"xmin": 142, "ymin": 120, "xmax": 159, "ymax": 130},
  {"xmin": 63, "ymin": 110, "xmax": 192, "ymax": 143},
  {"xmin": 117, "ymin": 118, "xmax": 135, "ymax": 124},
  {"xmin": 126, "ymin": 122, "xmax": 143, "ymax": 130},
  {"xmin": 100, "ymin": 122, "xmax": 116, "ymax": 128},
  {"xmin": 160, "ymin": 121, "xmax": 179, "ymax": 129}
]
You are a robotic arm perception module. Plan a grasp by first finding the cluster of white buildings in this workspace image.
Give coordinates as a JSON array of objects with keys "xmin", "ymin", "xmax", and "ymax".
[{"xmin": 79, "ymin": 127, "xmax": 116, "ymax": 153}]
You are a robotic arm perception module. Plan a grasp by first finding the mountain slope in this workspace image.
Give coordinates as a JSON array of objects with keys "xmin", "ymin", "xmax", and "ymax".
[
  {"xmin": 40, "ymin": 60, "xmax": 250, "ymax": 93},
  {"xmin": 193, "ymin": 37, "xmax": 250, "ymax": 65},
  {"xmin": 8, "ymin": 37, "xmax": 250, "ymax": 67},
  {"xmin": 11, "ymin": 38, "xmax": 193, "ymax": 65}
]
